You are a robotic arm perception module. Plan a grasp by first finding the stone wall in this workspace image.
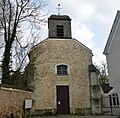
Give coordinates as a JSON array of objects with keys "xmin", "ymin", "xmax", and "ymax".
[
  {"xmin": 48, "ymin": 15, "xmax": 72, "ymax": 39},
  {"xmin": 27, "ymin": 38, "xmax": 94, "ymax": 115},
  {"xmin": 89, "ymin": 65, "xmax": 102, "ymax": 115},
  {"xmin": 0, "ymin": 87, "xmax": 32, "ymax": 118}
]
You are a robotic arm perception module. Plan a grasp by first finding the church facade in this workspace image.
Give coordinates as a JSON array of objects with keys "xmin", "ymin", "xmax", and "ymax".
[{"xmin": 25, "ymin": 15, "xmax": 102, "ymax": 115}]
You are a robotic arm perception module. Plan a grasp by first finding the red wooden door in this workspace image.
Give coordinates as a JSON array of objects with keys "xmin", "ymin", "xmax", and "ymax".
[{"xmin": 56, "ymin": 86, "xmax": 70, "ymax": 114}]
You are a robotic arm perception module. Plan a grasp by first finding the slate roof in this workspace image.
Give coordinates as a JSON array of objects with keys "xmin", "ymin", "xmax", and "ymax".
[
  {"xmin": 101, "ymin": 84, "xmax": 113, "ymax": 93},
  {"xmin": 49, "ymin": 15, "xmax": 71, "ymax": 21},
  {"xmin": 89, "ymin": 64, "xmax": 99, "ymax": 74}
]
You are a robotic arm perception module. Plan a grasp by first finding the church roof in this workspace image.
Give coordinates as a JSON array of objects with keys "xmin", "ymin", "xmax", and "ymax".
[
  {"xmin": 73, "ymin": 38, "xmax": 92, "ymax": 53},
  {"xmin": 30, "ymin": 38, "xmax": 92, "ymax": 54},
  {"xmin": 49, "ymin": 15, "xmax": 71, "ymax": 21}
]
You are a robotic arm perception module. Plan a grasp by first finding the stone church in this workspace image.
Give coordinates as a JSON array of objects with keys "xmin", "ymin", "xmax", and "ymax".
[{"xmin": 25, "ymin": 14, "xmax": 102, "ymax": 115}]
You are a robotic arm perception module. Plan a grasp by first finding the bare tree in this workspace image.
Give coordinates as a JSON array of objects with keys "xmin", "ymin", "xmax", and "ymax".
[
  {"xmin": 0, "ymin": 0, "xmax": 48, "ymax": 84},
  {"xmin": 95, "ymin": 61, "xmax": 108, "ymax": 84}
]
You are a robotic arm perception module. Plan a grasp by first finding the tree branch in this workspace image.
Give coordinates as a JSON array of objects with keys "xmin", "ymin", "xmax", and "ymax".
[{"xmin": 8, "ymin": 0, "xmax": 12, "ymax": 40}]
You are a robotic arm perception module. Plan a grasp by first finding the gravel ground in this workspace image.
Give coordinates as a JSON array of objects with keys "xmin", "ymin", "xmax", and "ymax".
[{"xmin": 27, "ymin": 115, "xmax": 118, "ymax": 118}]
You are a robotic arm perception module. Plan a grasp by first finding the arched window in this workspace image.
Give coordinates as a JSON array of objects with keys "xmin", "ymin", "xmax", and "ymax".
[{"xmin": 56, "ymin": 65, "xmax": 68, "ymax": 75}]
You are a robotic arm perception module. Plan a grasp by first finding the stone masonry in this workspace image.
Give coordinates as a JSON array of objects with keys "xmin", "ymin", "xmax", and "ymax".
[
  {"xmin": 0, "ymin": 87, "xmax": 32, "ymax": 117},
  {"xmin": 26, "ymin": 38, "xmax": 101, "ymax": 115}
]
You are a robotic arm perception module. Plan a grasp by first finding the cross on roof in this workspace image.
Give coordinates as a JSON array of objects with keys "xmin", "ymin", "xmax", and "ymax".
[{"xmin": 56, "ymin": 4, "xmax": 62, "ymax": 15}]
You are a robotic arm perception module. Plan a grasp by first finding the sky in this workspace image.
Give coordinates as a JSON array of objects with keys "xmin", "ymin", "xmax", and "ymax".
[{"xmin": 40, "ymin": 0, "xmax": 120, "ymax": 66}]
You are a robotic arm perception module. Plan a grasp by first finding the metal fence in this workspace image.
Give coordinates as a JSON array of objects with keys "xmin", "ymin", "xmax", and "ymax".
[{"xmin": 101, "ymin": 95, "xmax": 120, "ymax": 116}]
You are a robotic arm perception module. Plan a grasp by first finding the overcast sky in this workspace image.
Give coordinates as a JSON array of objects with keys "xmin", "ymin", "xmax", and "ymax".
[{"xmin": 41, "ymin": 0, "xmax": 120, "ymax": 65}]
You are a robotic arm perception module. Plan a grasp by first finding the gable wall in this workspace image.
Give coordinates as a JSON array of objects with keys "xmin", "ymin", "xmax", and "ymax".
[{"xmin": 28, "ymin": 39, "xmax": 93, "ymax": 115}]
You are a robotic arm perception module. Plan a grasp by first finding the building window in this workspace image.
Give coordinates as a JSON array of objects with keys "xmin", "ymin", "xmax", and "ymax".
[
  {"xmin": 57, "ymin": 25, "xmax": 64, "ymax": 38},
  {"xmin": 109, "ymin": 95, "xmax": 112, "ymax": 106},
  {"xmin": 116, "ymin": 94, "xmax": 119, "ymax": 105},
  {"xmin": 112, "ymin": 94, "xmax": 119, "ymax": 106},
  {"xmin": 56, "ymin": 65, "xmax": 68, "ymax": 75},
  {"xmin": 112, "ymin": 94, "xmax": 116, "ymax": 106},
  {"xmin": 109, "ymin": 94, "xmax": 119, "ymax": 107}
]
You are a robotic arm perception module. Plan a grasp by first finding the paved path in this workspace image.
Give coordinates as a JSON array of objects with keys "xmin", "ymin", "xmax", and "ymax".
[{"xmin": 28, "ymin": 115, "xmax": 118, "ymax": 118}]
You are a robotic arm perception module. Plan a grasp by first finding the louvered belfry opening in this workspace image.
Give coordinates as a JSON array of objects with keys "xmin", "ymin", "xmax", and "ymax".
[{"xmin": 48, "ymin": 15, "xmax": 72, "ymax": 39}]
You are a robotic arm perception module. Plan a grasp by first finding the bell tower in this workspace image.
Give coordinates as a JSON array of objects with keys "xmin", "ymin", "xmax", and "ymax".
[{"xmin": 48, "ymin": 15, "xmax": 72, "ymax": 39}]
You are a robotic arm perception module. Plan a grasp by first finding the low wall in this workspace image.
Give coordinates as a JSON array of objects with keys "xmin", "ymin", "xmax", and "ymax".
[{"xmin": 0, "ymin": 87, "xmax": 32, "ymax": 117}]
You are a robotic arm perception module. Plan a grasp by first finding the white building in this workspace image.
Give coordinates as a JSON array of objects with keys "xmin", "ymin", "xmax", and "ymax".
[
  {"xmin": 101, "ymin": 84, "xmax": 119, "ymax": 108},
  {"xmin": 103, "ymin": 10, "xmax": 120, "ymax": 102}
]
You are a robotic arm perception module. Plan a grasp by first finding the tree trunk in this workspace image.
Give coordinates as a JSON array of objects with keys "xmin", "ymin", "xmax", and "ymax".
[{"xmin": 2, "ymin": 42, "xmax": 12, "ymax": 84}]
